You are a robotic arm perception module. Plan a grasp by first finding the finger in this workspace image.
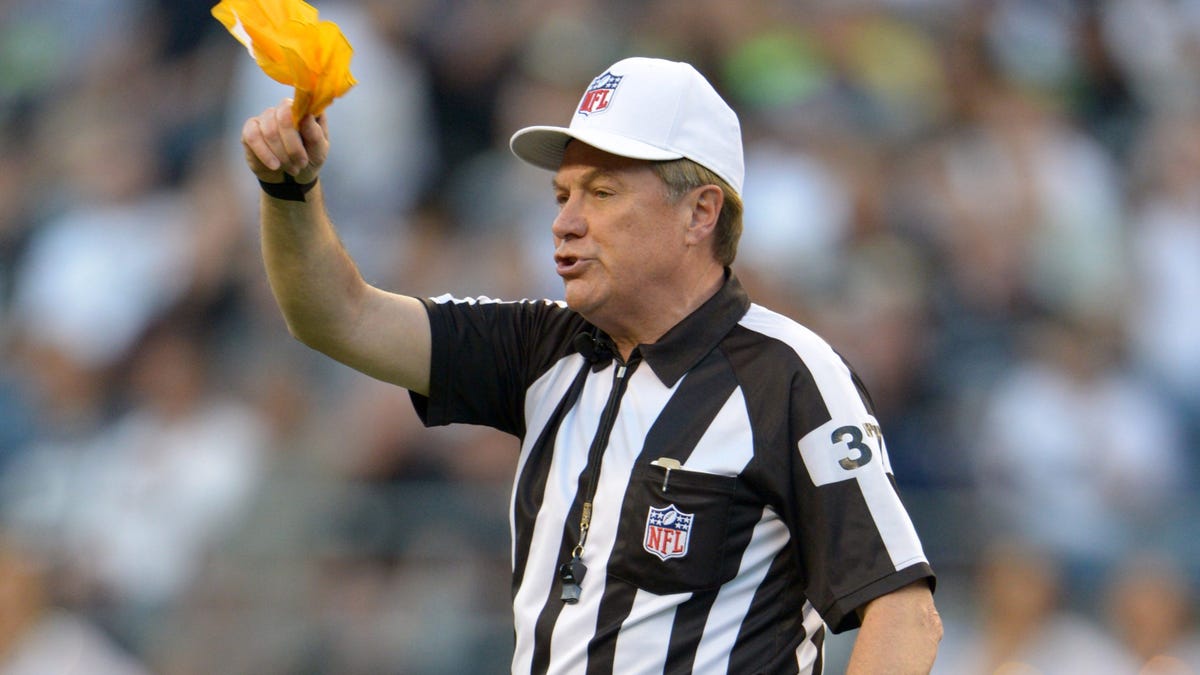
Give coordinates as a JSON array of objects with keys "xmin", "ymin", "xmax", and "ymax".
[
  {"xmin": 259, "ymin": 106, "xmax": 302, "ymax": 176},
  {"xmin": 259, "ymin": 106, "xmax": 289, "ymax": 163},
  {"xmin": 273, "ymin": 103, "xmax": 310, "ymax": 174},
  {"xmin": 298, "ymin": 114, "xmax": 329, "ymax": 169},
  {"xmin": 242, "ymin": 116, "xmax": 282, "ymax": 173},
  {"xmin": 257, "ymin": 108, "xmax": 286, "ymax": 163},
  {"xmin": 298, "ymin": 113, "xmax": 326, "ymax": 146}
]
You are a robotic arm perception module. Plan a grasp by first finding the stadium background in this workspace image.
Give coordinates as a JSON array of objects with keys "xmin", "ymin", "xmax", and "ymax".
[{"xmin": 1, "ymin": 0, "xmax": 1199, "ymax": 672}]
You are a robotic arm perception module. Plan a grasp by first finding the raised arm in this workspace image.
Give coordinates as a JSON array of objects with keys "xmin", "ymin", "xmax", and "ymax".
[{"xmin": 242, "ymin": 101, "xmax": 432, "ymax": 395}]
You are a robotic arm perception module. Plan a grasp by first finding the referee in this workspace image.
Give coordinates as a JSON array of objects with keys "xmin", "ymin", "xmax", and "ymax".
[{"xmin": 242, "ymin": 57, "xmax": 941, "ymax": 674}]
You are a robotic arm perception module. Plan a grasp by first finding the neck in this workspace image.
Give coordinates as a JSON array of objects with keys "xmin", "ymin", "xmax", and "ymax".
[{"xmin": 607, "ymin": 263, "xmax": 725, "ymax": 360}]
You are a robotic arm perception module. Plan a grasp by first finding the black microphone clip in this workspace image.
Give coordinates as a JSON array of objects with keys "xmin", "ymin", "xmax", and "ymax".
[{"xmin": 573, "ymin": 331, "xmax": 613, "ymax": 370}]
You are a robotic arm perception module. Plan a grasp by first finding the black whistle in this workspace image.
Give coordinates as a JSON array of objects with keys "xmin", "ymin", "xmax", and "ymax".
[{"xmin": 559, "ymin": 556, "xmax": 587, "ymax": 604}]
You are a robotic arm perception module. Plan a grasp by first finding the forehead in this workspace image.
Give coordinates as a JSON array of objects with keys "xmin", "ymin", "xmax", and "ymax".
[{"xmin": 553, "ymin": 141, "xmax": 662, "ymax": 186}]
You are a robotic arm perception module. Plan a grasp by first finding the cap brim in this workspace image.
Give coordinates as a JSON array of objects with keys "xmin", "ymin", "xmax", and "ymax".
[{"xmin": 510, "ymin": 125, "xmax": 684, "ymax": 173}]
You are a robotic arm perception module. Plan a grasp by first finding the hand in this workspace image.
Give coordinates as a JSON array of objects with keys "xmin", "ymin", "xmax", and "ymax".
[{"xmin": 242, "ymin": 99, "xmax": 329, "ymax": 184}]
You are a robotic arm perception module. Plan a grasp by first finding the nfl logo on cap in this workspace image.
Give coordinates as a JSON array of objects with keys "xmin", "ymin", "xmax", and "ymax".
[
  {"xmin": 643, "ymin": 504, "xmax": 693, "ymax": 561},
  {"xmin": 510, "ymin": 57, "xmax": 746, "ymax": 195},
  {"xmin": 577, "ymin": 71, "xmax": 622, "ymax": 116}
]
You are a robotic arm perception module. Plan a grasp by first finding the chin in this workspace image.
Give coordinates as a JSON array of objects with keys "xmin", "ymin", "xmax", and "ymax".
[
  {"xmin": 563, "ymin": 283, "xmax": 600, "ymax": 317},
  {"xmin": 563, "ymin": 289, "xmax": 588, "ymax": 314}
]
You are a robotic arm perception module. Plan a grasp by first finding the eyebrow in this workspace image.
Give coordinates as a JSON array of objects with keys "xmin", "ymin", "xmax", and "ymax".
[{"xmin": 552, "ymin": 167, "xmax": 622, "ymax": 193}]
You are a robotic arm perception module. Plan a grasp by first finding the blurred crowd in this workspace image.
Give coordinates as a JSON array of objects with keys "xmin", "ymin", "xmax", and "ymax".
[{"xmin": 0, "ymin": 0, "xmax": 1199, "ymax": 672}]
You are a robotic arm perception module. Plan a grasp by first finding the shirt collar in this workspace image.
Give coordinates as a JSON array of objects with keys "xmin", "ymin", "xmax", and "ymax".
[{"xmin": 631, "ymin": 269, "xmax": 750, "ymax": 387}]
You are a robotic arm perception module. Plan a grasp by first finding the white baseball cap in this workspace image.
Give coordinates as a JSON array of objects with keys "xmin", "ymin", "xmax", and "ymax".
[{"xmin": 510, "ymin": 57, "xmax": 744, "ymax": 194}]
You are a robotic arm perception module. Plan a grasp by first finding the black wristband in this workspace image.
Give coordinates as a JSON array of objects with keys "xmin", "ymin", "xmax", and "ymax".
[{"xmin": 259, "ymin": 174, "xmax": 318, "ymax": 202}]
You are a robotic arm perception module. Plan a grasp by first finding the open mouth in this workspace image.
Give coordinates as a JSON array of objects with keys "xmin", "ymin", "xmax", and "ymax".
[{"xmin": 555, "ymin": 255, "xmax": 583, "ymax": 276}]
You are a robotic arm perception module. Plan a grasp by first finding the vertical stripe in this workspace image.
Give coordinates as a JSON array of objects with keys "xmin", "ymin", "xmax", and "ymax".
[
  {"xmin": 608, "ymin": 587, "xmax": 690, "ymax": 674},
  {"xmin": 665, "ymin": 481, "xmax": 769, "ymax": 673},
  {"xmin": 663, "ymin": 589, "xmax": 719, "ymax": 674},
  {"xmin": 738, "ymin": 303, "xmax": 928, "ymax": 587},
  {"xmin": 529, "ymin": 509, "xmax": 584, "ymax": 675},
  {"xmin": 513, "ymin": 363, "xmax": 615, "ymax": 674},
  {"xmin": 694, "ymin": 513, "xmax": 790, "ymax": 672},
  {"xmin": 585, "ymin": 582, "xmax": 638, "ymax": 675},
  {"xmin": 725, "ymin": 526, "xmax": 808, "ymax": 673},
  {"xmin": 497, "ymin": 289, "xmax": 928, "ymax": 673},
  {"xmin": 680, "ymin": 388, "xmax": 754, "ymax": 475},
  {"xmin": 544, "ymin": 364, "xmax": 675, "ymax": 674},
  {"xmin": 804, "ymin": 621, "xmax": 826, "ymax": 675},
  {"xmin": 859, "ymin": 473, "xmax": 926, "ymax": 569},
  {"xmin": 532, "ymin": 358, "xmax": 670, "ymax": 674},
  {"xmin": 787, "ymin": 602, "xmax": 826, "ymax": 674},
  {"xmin": 513, "ymin": 357, "xmax": 592, "ymax": 585},
  {"xmin": 639, "ymin": 348, "xmax": 741, "ymax": 465},
  {"xmin": 590, "ymin": 349, "xmax": 741, "ymax": 672},
  {"xmin": 719, "ymin": 317, "xmax": 842, "ymax": 674}
]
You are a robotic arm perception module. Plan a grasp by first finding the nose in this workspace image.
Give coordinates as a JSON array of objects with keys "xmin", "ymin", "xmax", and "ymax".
[{"xmin": 551, "ymin": 193, "xmax": 586, "ymax": 240}]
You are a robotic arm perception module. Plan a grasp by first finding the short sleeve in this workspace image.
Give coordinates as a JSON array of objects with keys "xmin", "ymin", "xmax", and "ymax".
[
  {"xmin": 727, "ymin": 320, "xmax": 935, "ymax": 634},
  {"xmin": 409, "ymin": 295, "xmax": 585, "ymax": 438},
  {"xmin": 785, "ymin": 350, "xmax": 935, "ymax": 632}
]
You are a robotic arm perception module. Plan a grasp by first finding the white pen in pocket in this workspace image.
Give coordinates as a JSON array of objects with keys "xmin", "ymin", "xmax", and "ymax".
[{"xmin": 650, "ymin": 457, "xmax": 682, "ymax": 492}]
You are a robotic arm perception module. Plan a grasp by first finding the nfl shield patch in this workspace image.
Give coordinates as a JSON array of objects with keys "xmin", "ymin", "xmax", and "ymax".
[
  {"xmin": 577, "ymin": 71, "xmax": 623, "ymax": 116},
  {"xmin": 643, "ymin": 504, "xmax": 693, "ymax": 561}
]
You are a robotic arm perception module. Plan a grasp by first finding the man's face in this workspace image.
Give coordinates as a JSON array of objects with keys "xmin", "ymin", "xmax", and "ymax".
[{"xmin": 551, "ymin": 142, "xmax": 694, "ymax": 330}]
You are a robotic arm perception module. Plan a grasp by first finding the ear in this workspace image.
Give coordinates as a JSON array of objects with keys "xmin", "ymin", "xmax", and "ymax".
[{"xmin": 684, "ymin": 185, "xmax": 723, "ymax": 247}]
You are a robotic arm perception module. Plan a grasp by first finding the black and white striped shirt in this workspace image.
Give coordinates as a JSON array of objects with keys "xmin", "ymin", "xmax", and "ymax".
[{"xmin": 411, "ymin": 272, "xmax": 934, "ymax": 674}]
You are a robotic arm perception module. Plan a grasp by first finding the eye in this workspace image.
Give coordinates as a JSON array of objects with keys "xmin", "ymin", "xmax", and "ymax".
[
  {"xmin": 554, "ymin": 192, "xmax": 569, "ymax": 208},
  {"xmin": 593, "ymin": 188, "xmax": 614, "ymax": 200}
]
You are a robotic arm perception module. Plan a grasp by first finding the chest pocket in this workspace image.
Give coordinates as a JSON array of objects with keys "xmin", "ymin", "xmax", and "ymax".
[{"xmin": 607, "ymin": 462, "xmax": 755, "ymax": 595}]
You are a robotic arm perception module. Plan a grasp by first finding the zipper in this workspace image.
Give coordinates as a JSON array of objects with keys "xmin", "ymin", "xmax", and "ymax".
[{"xmin": 560, "ymin": 353, "xmax": 641, "ymax": 603}]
